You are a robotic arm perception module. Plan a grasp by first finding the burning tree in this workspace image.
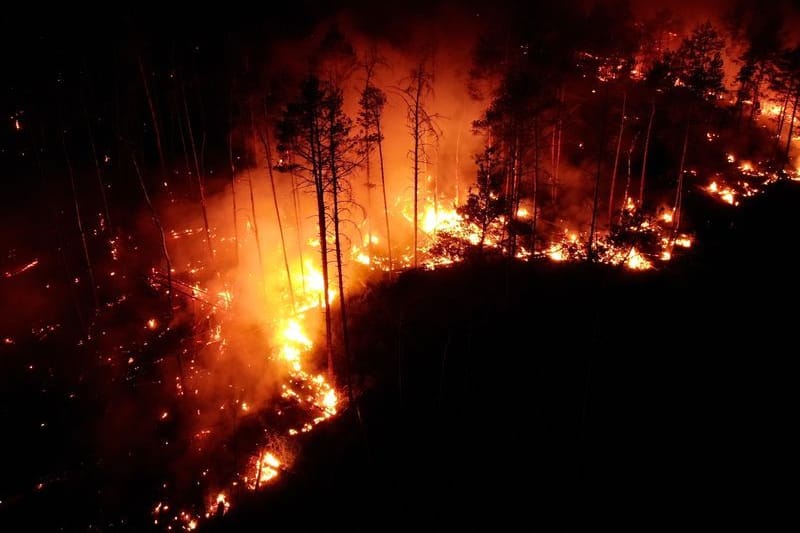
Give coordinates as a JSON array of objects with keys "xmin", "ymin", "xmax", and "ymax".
[
  {"xmin": 357, "ymin": 51, "xmax": 393, "ymax": 273},
  {"xmin": 400, "ymin": 58, "xmax": 438, "ymax": 268},
  {"xmin": 459, "ymin": 146, "xmax": 507, "ymax": 250},
  {"xmin": 276, "ymin": 76, "xmax": 360, "ymax": 390},
  {"xmin": 771, "ymin": 46, "xmax": 800, "ymax": 161}
]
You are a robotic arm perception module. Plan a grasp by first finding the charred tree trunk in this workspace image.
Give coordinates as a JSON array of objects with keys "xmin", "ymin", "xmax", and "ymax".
[
  {"xmin": 62, "ymin": 133, "xmax": 99, "ymax": 309},
  {"xmin": 130, "ymin": 150, "xmax": 173, "ymax": 317},
  {"xmin": 588, "ymin": 89, "xmax": 608, "ymax": 261},
  {"xmin": 328, "ymin": 135, "xmax": 353, "ymax": 405},
  {"xmin": 620, "ymin": 132, "xmax": 639, "ymax": 225},
  {"xmin": 376, "ymin": 119, "xmax": 393, "ymax": 275},
  {"xmin": 258, "ymin": 105, "xmax": 296, "ymax": 312},
  {"xmin": 531, "ymin": 116, "xmax": 539, "ymax": 254},
  {"xmin": 412, "ymin": 72, "xmax": 423, "ymax": 268},
  {"xmin": 138, "ymin": 57, "xmax": 168, "ymax": 180},
  {"xmin": 776, "ymin": 88, "xmax": 791, "ymax": 148},
  {"xmin": 182, "ymin": 84, "xmax": 215, "ymax": 262},
  {"xmin": 81, "ymin": 93, "xmax": 112, "ymax": 230},
  {"xmin": 552, "ymin": 86, "xmax": 563, "ymax": 206},
  {"xmin": 784, "ymin": 89, "xmax": 799, "ymax": 161},
  {"xmin": 247, "ymin": 108, "xmax": 267, "ymax": 297},
  {"xmin": 673, "ymin": 121, "xmax": 690, "ymax": 236},
  {"xmin": 608, "ymin": 92, "xmax": 626, "ymax": 226},
  {"xmin": 290, "ymin": 163, "xmax": 306, "ymax": 293},
  {"xmin": 639, "ymin": 98, "xmax": 655, "ymax": 206},
  {"xmin": 228, "ymin": 126, "xmax": 239, "ymax": 267}
]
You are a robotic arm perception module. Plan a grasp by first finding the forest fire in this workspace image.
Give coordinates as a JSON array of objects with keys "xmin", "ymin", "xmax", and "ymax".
[{"xmin": 2, "ymin": 1, "xmax": 800, "ymax": 530}]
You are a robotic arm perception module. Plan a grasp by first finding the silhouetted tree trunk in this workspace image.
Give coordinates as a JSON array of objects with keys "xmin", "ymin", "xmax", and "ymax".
[
  {"xmin": 608, "ymin": 92, "xmax": 626, "ymax": 225},
  {"xmin": 412, "ymin": 70, "xmax": 423, "ymax": 267},
  {"xmin": 375, "ymin": 118, "xmax": 392, "ymax": 274},
  {"xmin": 673, "ymin": 121, "xmax": 690, "ymax": 235},
  {"xmin": 589, "ymin": 89, "xmax": 608, "ymax": 261},
  {"xmin": 258, "ymin": 103, "xmax": 295, "ymax": 312},
  {"xmin": 775, "ymin": 89, "xmax": 790, "ymax": 144},
  {"xmin": 639, "ymin": 99, "xmax": 655, "ymax": 205},
  {"xmin": 131, "ymin": 151, "xmax": 185, "ymax": 391},
  {"xmin": 552, "ymin": 87, "xmax": 563, "ymax": 206},
  {"xmin": 290, "ymin": 162, "xmax": 306, "ymax": 293},
  {"xmin": 403, "ymin": 61, "xmax": 437, "ymax": 268},
  {"xmin": 247, "ymin": 106, "xmax": 267, "ymax": 298},
  {"xmin": 138, "ymin": 56, "xmax": 168, "ymax": 180},
  {"xmin": 620, "ymin": 131, "xmax": 639, "ymax": 225},
  {"xmin": 228, "ymin": 122, "xmax": 239, "ymax": 266},
  {"xmin": 182, "ymin": 84, "xmax": 215, "ymax": 262},
  {"xmin": 81, "ymin": 91, "xmax": 112, "ymax": 231},
  {"xmin": 62, "ymin": 132, "xmax": 98, "ymax": 309},
  {"xmin": 784, "ymin": 90, "xmax": 799, "ymax": 160},
  {"xmin": 531, "ymin": 116, "xmax": 539, "ymax": 253},
  {"xmin": 130, "ymin": 150, "xmax": 173, "ymax": 317}
]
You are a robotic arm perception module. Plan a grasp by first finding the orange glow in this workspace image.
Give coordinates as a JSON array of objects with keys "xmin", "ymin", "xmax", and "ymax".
[
  {"xmin": 625, "ymin": 248, "xmax": 652, "ymax": 271},
  {"xmin": 146, "ymin": 318, "xmax": 158, "ymax": 330}
]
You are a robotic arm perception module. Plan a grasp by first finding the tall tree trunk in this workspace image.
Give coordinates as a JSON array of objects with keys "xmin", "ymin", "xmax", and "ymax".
[
  {"xmin": 182, "ymin": 84, "xmax": 215, "ymax": 261},
  {"xmin": 247, "ymin": 108, "xmax": 267, "ymax": 298},
  {"xmin": 329, "ymin": 129, "xmax": 353, "ymax": 405},
  {"xmin": 639, "ymin": 98, "xmax": 655, "ymax": 206},
  {"xmin": 228, "ymin": 127, "xmax": 239, "ymax": 267},
  {"xmin": 620, "ymin": 132, "xmax": 638, "ymax": 225},
  {"xmin": 131, "ymin": 150, "xmax": 184, "ymax": 390},
  {"xmin": 62, "ymin": 133, "xmax": 99, "ymax": 309},
  {"xmin": 364, "ymin": 141, "xmax": 373, "ymax": 260},
  {"xmin": 531, "ymin": 116, "xmax": 539, "ymax": 254},
  {"xmin": 608, "ymin": 92, "xmax": 626, "ymax": 226},
  {"xmin": 258, "ymin": 105, "xmax": 296, "ymax": 312},
  {"xmin": 311, "ymin": 112, "xmax": 334, "ymax": 381},
  {"xmin": 776, "ymin": 88, "xmax": 791, "ymax": 148},
  {"xmin": 673, "ymin": 121, "xmax": 690, "ymax": 236},
  {"xmin": 784, "ymin": 88, "xmax": 799, "ymax": 161},
  {"xmin": 455, "ymin": 118, "xmax": 463, "ymax": 206},
  {"xmin": 376, "ymin": 119, "xmax": 393, "ymax": 276},
  {"xmin": 81, "ymin": 94, "xmax": 112, "ymax": 230},
  {"xmin": 588, "ymin": 89, "xmax": 608, "ymax": 261},
  {"xmin": 508, "ymin": 129, "xmax": 521, "ymax": 258},
  {"xmin": 130, "ymin": 151, "xmax": 173, "ymax": 316},
  {"xmin": 552, "ymin": 86, "xmax": 563, "ymax": 205},
  {"xmin": 412, "ymin": 72, "xmax": 423, "ymax": 268},
  {"xmin": 290, "ymin": 163, "xmax": 306, "ymax": 293},
  {"xmin": 176, "ymin": 100, "xmax": 194, "ymax": 192},
  {"xmin": 138, "ymin": 57, "xmax": 167, "ymax": 178},
  {"xmin": 749, "ymin": 68, "xmax": 765, "ymax": 124}
]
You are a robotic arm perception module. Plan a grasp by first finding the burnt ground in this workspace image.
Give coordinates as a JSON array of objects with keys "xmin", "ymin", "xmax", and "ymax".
[{"xmin": 203, "ymin": 182, "xmax": 797, "ymax": 531}]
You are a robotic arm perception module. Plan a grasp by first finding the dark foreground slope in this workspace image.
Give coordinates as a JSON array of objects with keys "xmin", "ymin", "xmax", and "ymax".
[{"xmin": 209, "ymin": 183, "xmax": 797, "ymax": 532}]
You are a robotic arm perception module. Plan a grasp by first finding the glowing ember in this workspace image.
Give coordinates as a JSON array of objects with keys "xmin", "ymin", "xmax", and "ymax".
[
  {"xmin": 3, "ymin": 258, "xmax": 39, "ymax": 278},
  {"xmin": 147, "ymin": 318, "xmax": 158, "ymax": 330},
  {"xmin": 625, "ymin": 248, "xmax": 652, "ymax": 271},
  {"xmin": 707, "ymin": 181, "xmax": 739, "ymax": 206}
]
